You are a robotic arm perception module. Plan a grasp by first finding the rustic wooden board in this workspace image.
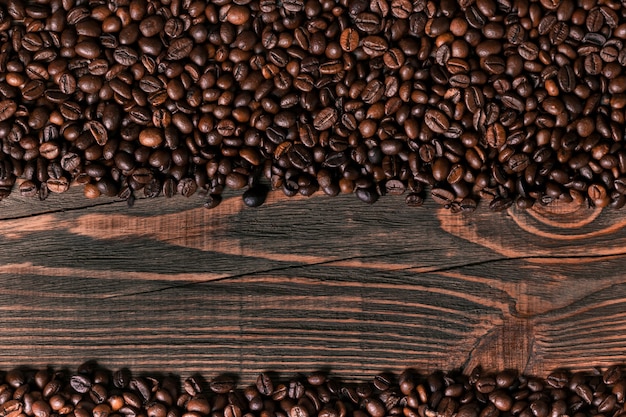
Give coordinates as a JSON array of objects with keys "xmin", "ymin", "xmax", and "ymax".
[{"xmin": 0, "ymin": 189, "xmax": 625, "ymax": 383}]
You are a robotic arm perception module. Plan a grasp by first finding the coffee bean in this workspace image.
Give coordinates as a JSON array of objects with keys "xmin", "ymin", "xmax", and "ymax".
[
  {"xmin": 58, "ymin": 72, "xmax": 77, "ymax": 94},
  {"xmin": 404, "ymin": 193, "xmax": 423, "ymax": 207},
  {"xmin": 362, "ymin": 36, "xmax": 388, "ymax": 57},
  {"xmin": 603, "ymin": 366, "xmax": 622, "ymax": 385},
  {"xmin": 140, "ymin": 15, "xmax": 164, "ymax": 38},
  {"xmin": 383, "ymin": 48, "xmax": 405, "ymax": 69},
  {"xmin": 489, "ymin": 196, "xmax": 513, "ymax": 211},
  {"xmin": 355, "ymin": 187, "xmax": 379, "ymax": 204},
  {"xmin": 256, "ymin": 374, "xmax": 274, "ymax": 396},
  {"xmin": 167, "ymin": 38, "xmax": 193, "ymax": 60},
  {"xmin": 424, "ymin": 109, "xmax": 450, "ymax": 134},
  {"xmin": 585, "ymin": 53, "xmax": 603, "ymax": 75},
  {"xmin": 319, "ymin": 61, "xmax": 344, "ymax": 75},
  {"xmin": 86, "ymin": 121, "xmax": 108, "ymax": 146},
  {"xmin": 60, "ymin": 153, "xmax": 81, "ymax": 172},
  {"xmin": 114, "ymin": 46, "xmax": 139, "ymax": 66},
  {"xmin": 42, "ymin": 177, "xmax": 70, "ymax": 194},
  {"xmin": 431, "ymin": 188, "xmax": 455, "ymax": 205},
  {"xmin": 384, "ymin": 179, "xmax": 405, "ymax": 195},
  {"xmin": 314, "ymin": 107, "xmax": 338, "ymax": 131},
  {"xmin": 481, "ymin": 56, "xmax": 505, "ymax": 74},
  {"xmin": 22, "ymin": 80, "xmax": 45, "ymax": 101},
  {"xmin": 225, "ymin": 172, "xmax": 248, "ymax": 190},
  {"xmin": 243, "ymin": 185, "xmax": 269, "ymax": 207},
  {"xmin": 518, "ymin": 42, "xmax": 539, "ymax": 61},
  {"xmin": 0, "ymin": 100, "xmax": 17, "ymax": 122},
  {"xmin": 70, "ymin": 375, "xmax": 92, "ymax": 394},
  {"xmin": 557, "ymin": 65, "xmax": 575, "ymax": 92},
  {"xmin": 19, "ymin": 180, "xmax": 38, "ymax": 197},
  {"xmin": 176, "ymin": 178, "xmax": 197, "ymax": 197},
  {"xmin": 139, "ymin": 128, "xmax": 163, "ymax": 148},
  {"xmin": 340, "ymin": 29, "xmax": 359, "ymax": 52}
]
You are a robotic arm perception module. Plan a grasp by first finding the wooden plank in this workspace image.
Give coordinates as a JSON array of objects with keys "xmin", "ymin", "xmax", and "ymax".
[{"xmin": 0, "ymin": 189, "xmax": 625, "ymax": 383}]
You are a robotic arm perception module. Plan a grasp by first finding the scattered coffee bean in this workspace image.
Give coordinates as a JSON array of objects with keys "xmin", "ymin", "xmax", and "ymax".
[
  {"xmin": 0, "ymin": 364, "xmax": 623, "ymax": 417},
  {"xmin": 0, "ymin": 0, "xmax": 623, "ymax": 211}
]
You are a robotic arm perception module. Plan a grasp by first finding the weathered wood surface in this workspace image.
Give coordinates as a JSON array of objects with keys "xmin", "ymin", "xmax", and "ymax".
[{"xmin": 0, "ymin": 189, "xmax": 625, "ymax": 383}]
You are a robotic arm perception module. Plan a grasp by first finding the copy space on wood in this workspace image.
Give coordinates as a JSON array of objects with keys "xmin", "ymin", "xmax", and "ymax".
[{"xmin": 0, "ymin": 189, "xmax": 625, "ymax": 382}]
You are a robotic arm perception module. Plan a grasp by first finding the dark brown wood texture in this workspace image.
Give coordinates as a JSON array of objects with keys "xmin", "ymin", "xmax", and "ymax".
[{"xmin": 0, "ymin": 189, "xmax": 625, "ymax": 383}]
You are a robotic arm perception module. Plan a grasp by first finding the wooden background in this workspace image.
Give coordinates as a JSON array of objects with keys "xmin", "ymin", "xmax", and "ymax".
[{"xmin": 1, "ymin": 188, "xmax": 625, "ymax": 384}]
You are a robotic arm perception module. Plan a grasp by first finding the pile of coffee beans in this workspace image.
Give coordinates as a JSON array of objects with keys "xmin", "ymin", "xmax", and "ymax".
[
  {"xmin": 2, "ymin": 0, "xmax": 626, "ymax": 211},
  {"xmin": 1, "ymin": 364, "xmax": 626, "ymax": 417}
]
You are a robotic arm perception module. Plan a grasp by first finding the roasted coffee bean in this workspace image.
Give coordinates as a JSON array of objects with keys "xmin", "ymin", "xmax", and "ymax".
[
  {"xmin": 243, "ymin": 185, "xmax": 269, "ymax": 207},
  {"xmin": 424, "ymin": 109, "xmax": 450, "ymax": 134},
  {"xmin": 114, "ymin": 46, "xmax": 139, "ymax": 66},
  {"xmin": 355, "ymin": 187, "xmax": 379, "ymax": 204},
  {"xmin": 43, "ymin": 176, "xmax": 68, "ymax": 194},
  {"xmin": 203, "ymin": 194, "xmax": 222, "ymax": 209},
  {"xmin": 61, "ymin": 152, "xmax": 81, "ymax": 172},
  {"xmin": 489, "ymin": 196, "xmax": 513, "ymax": 212},
  {"xmin": 257, "ymin": 374, "xmax": 274, "ymax": 396},
  {"xmin": 314, "ymin": 108, "xmax": 338, "ymax": 131},
  {"xmin": 340, "ymin": 28, "xmax": 359, "ymax": 52},
  {"xmin": 139, "ymin": 128, "xmax": 163, "ymax": 148},
  {"xmin": 177, "ymin": 178, "xmax": 197, "ymax": 197},
  {"xmin": 167, "ymin": 38, "xmax": 193, "ymax": 60},
  {"xmin": 140, "ymin": 15, "xmax": 164, "ymax": 38},
  {"xmin": 58, "ymin": 72, "xmax": 77, "ymax": 94},
  {"xmin": 86, "ymin": 121, "xmax": 108, "ymax": 146},
  {"xmin": 80, "ymin": 74, "xmax": 107, "ymax": 96},
  {"xmin": 19, "ymin": 180, "xmax": 38, "ymax": 197},
  {"xmin": 0, "ymin": 100, "xmax": 17, "ymax": 122},
  {"xmin": 431, "ymin": 188, "xmax": 455, "ymax": 205},
  {"xmin": 70, "ymin": 375, "xmax": 92, "ymax": 394},
  {"xmin": 22, "ymin": 80, "xmax": 45, "ymax": 101}
]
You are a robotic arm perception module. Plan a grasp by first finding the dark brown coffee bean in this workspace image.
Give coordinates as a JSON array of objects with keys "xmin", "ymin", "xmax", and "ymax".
[
  {"xmin": 60, "ymin": 152, "xmax": 81, "ymax": 172},
  {"xmin": 138, "ymin": 128, "xmax": 163, "ymax": 148},
  {"xmin": 58, "ymin": 72, "xmax": 76, "ymax": 94},
  {"xmin": 176, "ymin": 178, "xmax": 197, "ymax": 197},
  {"xmin": 518, "ymin": 42, "xmax": 539, "ymax": 61},
  {"xmin": 225, "ymin": 172, "xmax": 248, "ymax": 190},
  {"xmin": 603, "ymin": 366, "xmax": 622, "ymax": 385},
  {"xmin": 46, "ymin": 176, "xmax": 70, "ymax": 194},
  {"xmin": 0, "ymin": 100, "xmax": 17, "ymax": 122},
  {"xmin": 340, "ymin": 28, "xmax": 359, "ymax": 52},
  {"xmin": 431, "ymin": 188, "xmax": 455, "ymax": 205},
  {"xmin": 383, "ymin": 48, "xmax": 405, "ymax": 70},
  {"xmin": 243, "ymin": 185, "xmax": 268, "ymax": 207},
  {"xmin": 424, "ymin": 109, "xmax": 450, "ymax": 134},
  {"xmin": 22, "ymin": 80, "xmax": 45, "ymax": 101},
  {"xmin": 167, "ymin": 38, "xmax": 193, "ymax": 60},
  {"xmin": 319, "ymin": 61, "xmax": 344, "ymax": 75},
  {"xmin": 140, "ymin": 15, "xmax": 164, "ymax": 38},
  {"xmin": 405, "ymin": 193, "xmax": 423, "ymax": 207},
  {"xmin": 314, "ymin": 107, "xmax": 338, "ymax": 131},
  {"xmin": 584, "ymin": 53, "xmax": 603, "ymax": 76},
  {"xmin": 489, "ymin": 196, "xmax": 513, "ymax": 211},
  {"xmin": 70, "ymin": 375, "xmax": 92, "ymax": 393},
  {"xmin": 383, "ymin": 179, "xmax": 405, "ymax": 195},
  {"xmin": 256, "ymin": 374, "xmax": 274, "ymax": 396},
  {"xmin": 362, "ymin": 36, "xmax": 388, "ymax": 57},
  {"xmin": 86, "ymin": 121, "xmax": 108, "ymax": 146},
  {"xmin": 481, "ymin": 56, "xmax": 506, "ymax": 74},
  {"xmin": 557, "ymin": 65, "xmax": 575, "ymax": 93},
  {"xmin": 114, "ymin": 46, "xmax": 139, "ymax": 66}
]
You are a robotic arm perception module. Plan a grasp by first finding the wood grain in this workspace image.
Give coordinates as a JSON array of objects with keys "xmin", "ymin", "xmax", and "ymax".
[{"xmin": 0, "ymin": 189, "xmax": 625, "ymax": 383}]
